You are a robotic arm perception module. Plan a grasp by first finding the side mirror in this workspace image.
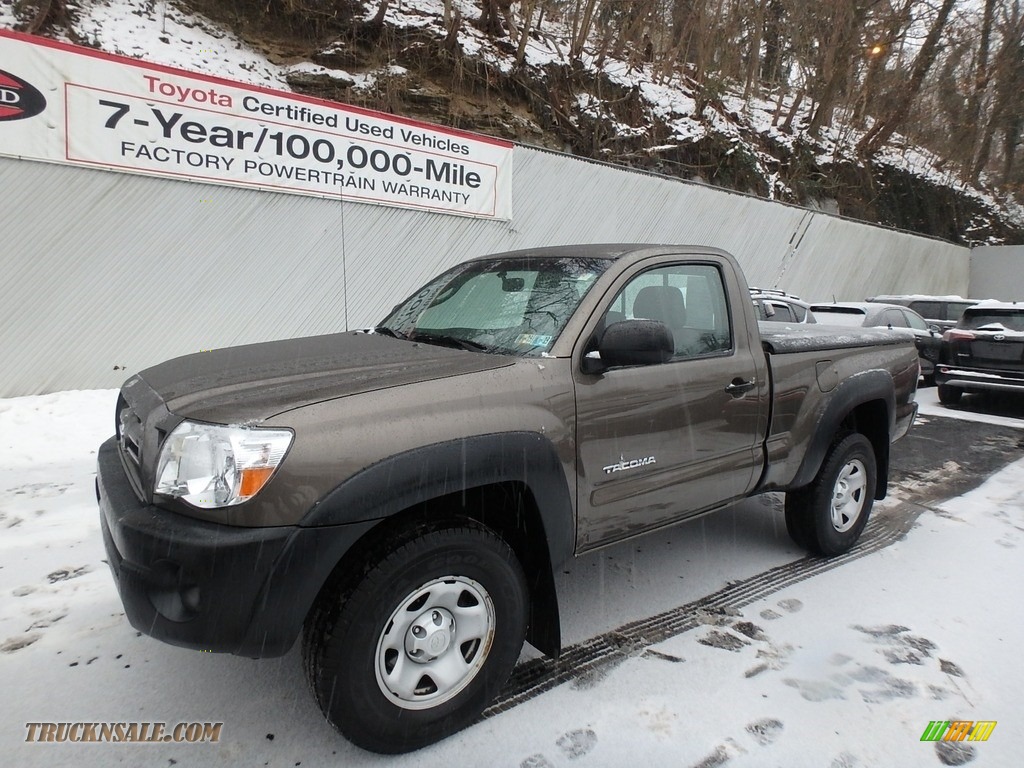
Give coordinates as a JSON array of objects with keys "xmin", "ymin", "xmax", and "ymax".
[
  {"xmin": 586, "ymin": 320, "xmax": 673, "ymax": 372},
  {"xmin": 928, "ymin": 325, "xmax": 941, "ymax": 335}
]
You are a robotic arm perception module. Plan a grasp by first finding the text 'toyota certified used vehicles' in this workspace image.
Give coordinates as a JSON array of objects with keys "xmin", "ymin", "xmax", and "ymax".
[{"xmin": 96, "ymin": 245, "xmax": 919, "ymax": 753}]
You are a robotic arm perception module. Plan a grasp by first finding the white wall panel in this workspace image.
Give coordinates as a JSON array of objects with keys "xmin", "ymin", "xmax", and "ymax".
[{"xmin": 969, "ymin": 246, "xmax": 1024, "ymax": 301}]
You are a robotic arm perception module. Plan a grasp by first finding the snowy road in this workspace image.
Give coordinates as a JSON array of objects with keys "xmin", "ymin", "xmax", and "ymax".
[{"xmin": 1, "ymin": 387, "xmax": 1022, "ymax": 767}]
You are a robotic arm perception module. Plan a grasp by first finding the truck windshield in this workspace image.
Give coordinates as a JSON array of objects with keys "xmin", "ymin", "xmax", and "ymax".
[{"xmin": 379, "ymin": 257, "xmax": 611, "ymax": 356}]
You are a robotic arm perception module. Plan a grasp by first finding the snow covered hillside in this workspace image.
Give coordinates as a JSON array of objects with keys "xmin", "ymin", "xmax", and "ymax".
[{"xmin": 2, "ymin": 0, "xmax": 1022, "ymax": 244}]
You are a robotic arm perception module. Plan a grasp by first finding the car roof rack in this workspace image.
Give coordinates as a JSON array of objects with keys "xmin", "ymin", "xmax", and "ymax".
[{"xmin": 750, "ymin": 287, "xmax": 803, "ymax": 301}]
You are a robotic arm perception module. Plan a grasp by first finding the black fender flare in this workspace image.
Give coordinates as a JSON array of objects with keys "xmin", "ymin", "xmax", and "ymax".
[
  {"xmin": 299, "ymin": 431, "xmax": 575, "ymax": 657},
  {"xmin": 789, "ymin": 370, "xmax": 895, "ymax": 498}
]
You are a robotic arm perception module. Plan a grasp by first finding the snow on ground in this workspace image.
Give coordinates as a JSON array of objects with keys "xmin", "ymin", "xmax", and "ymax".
[
  {"xmin": 917, "ymin": 385, "xmax": 1024, "ymax": 429},
  {"xmin": 1, "ymin": 387, "xmax": 1022, "ymax": 766}
]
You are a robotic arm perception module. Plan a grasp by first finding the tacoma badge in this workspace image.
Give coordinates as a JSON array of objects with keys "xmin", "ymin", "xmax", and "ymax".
[{"xmin": 602, "ymin": 455, "xmax": 657, "ymax": 474}]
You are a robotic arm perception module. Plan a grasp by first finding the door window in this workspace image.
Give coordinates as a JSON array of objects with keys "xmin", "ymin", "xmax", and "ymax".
[
  {"xmin": 606, "ymin": 264, "xmax": 732, "ymax": 358},
  {"xmin": 903, "ymin": 310, "xmax": 929, "ymax": 331},
  {"xmin": 884, "ymin": 308, "xmax": 908, "ymax": 328}
]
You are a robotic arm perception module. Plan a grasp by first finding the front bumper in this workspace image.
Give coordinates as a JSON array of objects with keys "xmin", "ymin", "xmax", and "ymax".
[
  {"xmin": 935, "ymin": 365, "xmax": 1024, "ymax": 394},
  {"xmin": 96, "ymin": 437, "xmax": 375, "ymax": 657}
]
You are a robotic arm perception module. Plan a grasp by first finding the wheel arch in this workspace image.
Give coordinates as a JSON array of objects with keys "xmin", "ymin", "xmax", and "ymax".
[
  {"xmin": 300, "ymin": 433, "xmax": 574, "ymax": 658},
  {"xmin": 790, "ymin": 372, "xmax": 894, "ymax": 500}
]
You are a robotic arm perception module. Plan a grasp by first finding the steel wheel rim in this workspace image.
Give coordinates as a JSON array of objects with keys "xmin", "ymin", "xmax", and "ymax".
[
  {"xmin": 374, "ymin": 576, "xmax": 496, "ymax": 710},
  {"xmin": 831, "ymin": 458, "xmax": 867, "ymax": 532}
]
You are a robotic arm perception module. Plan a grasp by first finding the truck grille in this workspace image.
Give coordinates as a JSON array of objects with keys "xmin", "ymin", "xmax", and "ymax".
[
  {"xmin": 114, "ymin": 377, "xmax": 177, "ymax": 503},
  {"xmin": 117, "ymin": 395, "xmax": 143, "ymax": 465}
]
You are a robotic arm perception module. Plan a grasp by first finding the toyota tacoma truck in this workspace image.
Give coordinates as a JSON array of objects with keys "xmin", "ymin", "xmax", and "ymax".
[{"xmin": 96, "ymin": 244, "xmax": 919, "ymax": 753}]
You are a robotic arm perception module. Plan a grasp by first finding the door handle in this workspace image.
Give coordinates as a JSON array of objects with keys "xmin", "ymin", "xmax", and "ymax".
[{"xmin": 725, "ymin": 378, "xmax": 756, "ymax": 397}]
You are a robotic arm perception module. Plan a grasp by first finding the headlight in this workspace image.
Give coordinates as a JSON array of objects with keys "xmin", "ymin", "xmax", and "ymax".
[{"xmin": 154, "ymin": 421, "xmax": 293, "ymax": 508}]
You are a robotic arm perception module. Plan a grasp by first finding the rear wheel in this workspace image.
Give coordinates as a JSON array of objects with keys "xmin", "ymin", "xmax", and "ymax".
[
  {"xmin": 937, "ymin": 384, "xmax": 962, "ymax": 405},
  {"xmin": 303, "ymin": 521, "xmax": 528, "ymax": 754},
  {"xmin": 785, "ymin": 432, "xmax": 877, "ymax": 556}
]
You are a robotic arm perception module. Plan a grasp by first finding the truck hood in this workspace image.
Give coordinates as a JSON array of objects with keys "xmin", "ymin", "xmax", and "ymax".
[{"xmin": 137, "ymin": 332, "xmax": 516, "ymax": 423}]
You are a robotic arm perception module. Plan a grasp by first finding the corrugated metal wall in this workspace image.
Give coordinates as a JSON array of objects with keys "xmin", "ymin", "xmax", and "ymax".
[{"xmin": 0, "ymin": 147, "xmax": 969, "ymax": 396}]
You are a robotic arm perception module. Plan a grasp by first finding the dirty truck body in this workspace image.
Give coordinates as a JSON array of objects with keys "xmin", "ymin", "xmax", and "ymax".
[{"xmin": 96, "ymin": 244, "xmax": 918, "ymax": 752}]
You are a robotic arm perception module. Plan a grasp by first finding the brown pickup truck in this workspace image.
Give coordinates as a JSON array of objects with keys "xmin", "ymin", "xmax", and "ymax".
[{"xmin": 95, "ymin": 244, "xmax": 918, "ymax": 752}]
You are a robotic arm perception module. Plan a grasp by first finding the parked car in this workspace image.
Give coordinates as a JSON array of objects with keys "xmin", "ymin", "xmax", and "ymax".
[
  {"xmin": 935, "ymin": 301, "xmax": 1024, "ymax": 405},
  {"xmin": 750, "ymin": 288, "xmax": 818, "ymax": 323},
  {"xmin": 810, "ymin": 301, "xmax": 942, "ymax": 383},
  {"xmin": 866, "ymin": 295, "xmax": 983, "ymax": 331}
]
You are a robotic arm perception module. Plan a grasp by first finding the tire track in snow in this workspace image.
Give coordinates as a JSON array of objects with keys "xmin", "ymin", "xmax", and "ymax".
[
  {"xmin": 486, "ymin": 413, "xmax": 1023, "ymax": 716},
  {"xmin": 485, "ymin": 501, "xmax": 921, "ymax": 717}
]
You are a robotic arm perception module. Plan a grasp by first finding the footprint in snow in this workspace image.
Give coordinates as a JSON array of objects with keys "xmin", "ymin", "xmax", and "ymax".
[
  {"xmin": 934, "ymin": 741, "xmax": 976, "ymax": 765},
  {"xmin": 26, "ymin": 610, "xmax": 68, "ymax": 631},
  {"xmin": 520, "ymin": 728, "xmax": 598, "ymax": 766},
  {"xmin": 745, "ymin": 718, "xmax": 783, "ymax": 746},
  {"xmin": 8, "ymin": 482, "xmax": 73, "ymax": 499},
  {"xmin": 853, "ymin": 623, "xmax": 936, "ymax": 665},
  {"xmin": 783, "ymin": 677, "xmax": 846, "ymax": 702},
  {"xmin": 698, "ymin": 629, "xmax": 749, "ymax": 652},
  {"xmin": 1, "ymin": 633, "xmax": 41, "ymax": 653},
  {"xmin": 571, "ymin": 655, "xmax": 626, "ymax": 690},
  {"xmin": 777, "ymin": 598, "xmax": 803, "ymax": 614},
  {"xmin": 939, "ymin": 659, "xmax": 965, "ymax": 678},
  {"xmin": 520, "ymin": 755, "xmax": 555, "ymax": 768},
  {"xmin": 556, "ymin": 728, "xmax": 597, "ymax": 759},
  {"xmin": 47, "ymin": 565, "xmax": 92, "ymax": 584},
  {"xmin": 829, "ymin": 752, "xmax": 859, "ymax": 768}
]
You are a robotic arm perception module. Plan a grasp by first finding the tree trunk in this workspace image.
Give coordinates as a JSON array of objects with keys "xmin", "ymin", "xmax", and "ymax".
[
  {"xmin": 965, "ymin": 0, "xmax": 997, "ymax": 181},
  {"xmin": 514, "ymin": 0, "xmax": 539, "ymax": 69},
  {"xmin": 742, "ymin": 0, "xmax": 767, "ymax": 101},
  {"xmin": 760, "ymin": 0, "xmax": 785, "ymax": 84},
  {"xmin": 971, "ymin": 16, "xmax": 1024, "ymax": 183},
  {"xmin": 570, "ymin": 0, "xmax": 600, "ymax": 60},
  {"xmin": 857, "ymin": 0, "xmax": 957, "ymax": 157},
  {"xmin": 808, "ymin": 0, "xmax": 871, "ymax": 137}
]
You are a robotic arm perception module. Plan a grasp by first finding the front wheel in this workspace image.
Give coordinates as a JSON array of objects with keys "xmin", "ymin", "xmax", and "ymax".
[
  {"xmin": 937, "ymin": 384, "xmax": 962, "ymax": 405},
  {"xmin": 303, "ymin": 522, "xmax": 528, "ymax": 754},
  {"xmin": 785, "ymin": 432, "xmax": 877, "ymax": 556}
]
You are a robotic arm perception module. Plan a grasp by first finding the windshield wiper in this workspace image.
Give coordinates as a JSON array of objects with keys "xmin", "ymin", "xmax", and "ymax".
[
  {"xmin": 372, "ymin": 326, "xmax": 407, "ymax": 340},
  {"xmin": 409, "ymin": 332, "xmax": 491, "ymax": 352}
]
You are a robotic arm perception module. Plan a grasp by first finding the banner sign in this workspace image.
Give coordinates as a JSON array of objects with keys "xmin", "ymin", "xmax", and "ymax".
[{"xmin": 0, "ymin": 30, "xmax": 513, "ymax": 219}]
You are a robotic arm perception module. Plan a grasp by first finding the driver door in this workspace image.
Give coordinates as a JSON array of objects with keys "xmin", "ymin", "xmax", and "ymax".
[{"xmin": 573, "ymin": 259, "xmax": 768, "ymax": 550}]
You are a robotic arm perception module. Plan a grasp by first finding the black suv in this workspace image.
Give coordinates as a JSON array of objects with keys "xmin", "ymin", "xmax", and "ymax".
[{"xmin": 935, "ymin": 302, "xmax": 1024, "ymax": 405}]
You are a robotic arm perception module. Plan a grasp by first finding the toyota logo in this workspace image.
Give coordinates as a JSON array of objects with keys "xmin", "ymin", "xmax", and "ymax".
[
  {"xmin": 993, "ymin": 334, "xmax": 1005, "ymax": 341},
  {"xmin": 0, "ymin": 69, "xmax": 47, "ymax": 122}
]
